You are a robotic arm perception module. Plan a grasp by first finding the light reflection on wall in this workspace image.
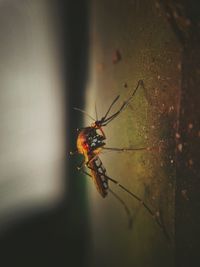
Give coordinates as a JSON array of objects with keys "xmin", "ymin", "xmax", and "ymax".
[{"xmin": 0, "ymin": 1, "xmax": 66, "ymax": 228}]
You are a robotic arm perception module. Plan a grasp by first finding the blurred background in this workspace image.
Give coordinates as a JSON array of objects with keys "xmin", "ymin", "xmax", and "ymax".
[
  {"xmin": 0, "ymin": 1, "xmax": 199, "ymax": 267},
  {"xmin": 0, "ymin": 1, "xmax": 90, "ymax": 266}
]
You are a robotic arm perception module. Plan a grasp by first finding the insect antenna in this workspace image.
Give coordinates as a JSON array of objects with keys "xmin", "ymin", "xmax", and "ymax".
[
  {"xmin": 73, "ymin": 107, "xmax": 96, "ymax": 122},
  {"xmin": 95, "ymin": 102, "xmax": 98, "ymax": 121}
]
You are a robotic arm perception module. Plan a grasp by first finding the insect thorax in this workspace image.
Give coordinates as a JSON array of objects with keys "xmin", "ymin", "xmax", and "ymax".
[
  {"xmin": 77, "ymin": 127, "xmax": 106, "ymax": 154},
  {"xmin": 87, "ymin": 128, "xmax": 105, "ymax": 150}
]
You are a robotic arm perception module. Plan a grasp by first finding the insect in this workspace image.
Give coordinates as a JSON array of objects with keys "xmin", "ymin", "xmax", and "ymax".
[{"xmin": 71, "ymin": 80, "xmax": 169, "ymax": 238}]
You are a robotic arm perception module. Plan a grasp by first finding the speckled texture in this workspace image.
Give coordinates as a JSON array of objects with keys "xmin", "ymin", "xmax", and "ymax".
[{"xmin": 85, "ymin": 1, "xmax": 181, "ymax": 266}]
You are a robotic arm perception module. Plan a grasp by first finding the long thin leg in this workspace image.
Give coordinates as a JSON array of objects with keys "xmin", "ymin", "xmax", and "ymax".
[
  {"xmin": 81, "ymin": 162, "xmax": 158, "ymax": 222},
  {"xmin": 76, "ymin": 155, "xmax": 98, "ymax": 171},
  {"xmin": 77, "ymin": 160, "xmax": 86, "ymax": 171},
  {"xmin": 78, "ymin": 168, "xmax": 92, "ymax": 178},
  {"xmin": 86, "ymin": 155, "xmax": 99, "ymax": 168},
  {"xmin": 102, "ymin": 95, "xmax": 120, "ymax": 121},
  {"xmin": 109, "ymin": 188, "xmax": 133, "ymax": 229},
  {"xmin": 101, "ymin": 80, "xmax": 144, "ymax": 126},
  {"xmin": 103, "ymin": 147, "xmax": 149, "ymax": 152},
  {"xmin": 77, "ymin": 164, "xmax": 133, "ymax": 229},
  {"xmin": 104, "ymin": 174, "xmax": 170, "ymax": 240},
  {"xmin": 77, "ymin": 160, "xmax": 154, "ymax": 219},
  {"xmin": 76, "ymin": 163, "xmax": 170, "ymax": 240}
]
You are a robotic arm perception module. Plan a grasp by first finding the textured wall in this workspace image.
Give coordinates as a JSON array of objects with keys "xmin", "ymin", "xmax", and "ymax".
[{"xmin": 85, "ymin": 1, "xmax": 181, "ymax": 266}]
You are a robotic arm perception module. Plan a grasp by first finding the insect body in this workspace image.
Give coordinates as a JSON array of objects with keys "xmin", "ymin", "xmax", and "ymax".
[
  {"xmin": 75, "ymin": 80, "xmax": 148, "ymax": 198},
  {"xmin": 72, "ymin": 80, "xmax": 170, "ymax": 238},
  {"xmin": 76, "ymin": 126, "xmax": 108, "ymax": 197}
]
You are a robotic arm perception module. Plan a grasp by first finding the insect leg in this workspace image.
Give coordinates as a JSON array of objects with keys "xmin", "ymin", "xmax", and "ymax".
[
  {"xmin": 77, "ymin": 167, "xmax": 92, "ymax": 178},
  {"xmin": 109, "ymin": 188, "xmax": 133, "ymax": 229},
  {"xmin": 77, "ymin": 155, "xmax": 99, "ymax": 171},
  {"xmin": 85, "ymin": 154, "xmax": 101, "ymax": 168},
  {"xmin": 101, "ymin": 80, "xmax": 144, "ymax": 126},
  {"xmin": 70, "ymin": 151, "xmax": 89, "ymax": 171},
  {"xmin": 105, "ymin": 174, "xmax": 170, "ymax": 239},
  {"xmin": 102, "ymin": 147, "xmax": 149, "ymax": 152},
  {"xmin": 76, "ymin": 158, "xmax": 88, "ymax": 171},
  {"xmin": 77, "ymin": 163, "xmax": 133, "ymax": 229},
  {"xmin": 102, "ymin": 95, "xmax": 120, "ymax": 121}
]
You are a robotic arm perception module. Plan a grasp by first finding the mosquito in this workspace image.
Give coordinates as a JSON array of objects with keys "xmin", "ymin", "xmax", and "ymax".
[{"xmin": 70, "ymin": 80, "xmax": 169, "ymax": 238}]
